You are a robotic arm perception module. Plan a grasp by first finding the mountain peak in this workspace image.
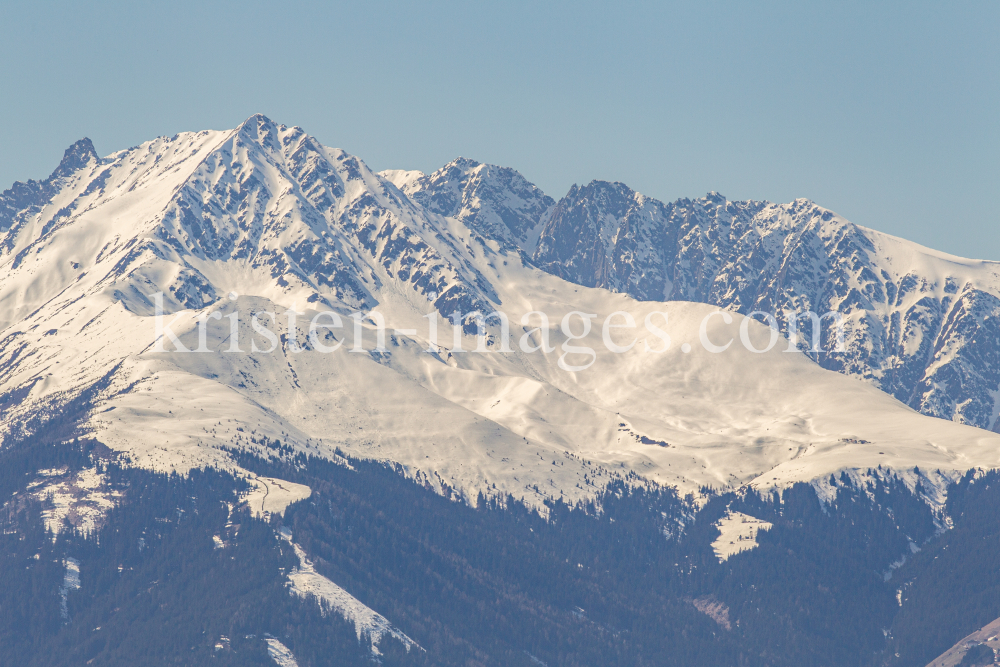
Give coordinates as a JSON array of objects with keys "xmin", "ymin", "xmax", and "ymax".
[
  {"xmin": 704, "ymin": 191, "xmax": 727, "ymax": 203},
  {"xmin": 446, "ymin": 156, "xmax": 482, "ymax": 171},
  {"xmin": 580, "ymin": 179, "xmax": 637, "ymax": 196},
  {"xmin": 239, "ymin": 112, "xmax": 276, "ymax": 128},
  {"xmin": 50, "ymin": 138, "xmax": 98, "ymax": 181},
  {"xmin": 402, "ymin": 156, "xmax": 554, "ymax": 251},
  {"xmin": 0, "ymin": 137, "xmax": 99, "ymax": 230},
  {"xmin": 235, "ymin": 113, "xmax": 280, "ymax": 149}
]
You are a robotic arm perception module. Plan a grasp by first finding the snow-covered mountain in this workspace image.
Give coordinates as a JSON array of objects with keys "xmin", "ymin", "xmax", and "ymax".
[
  {"xmin": 392, "ymin": 157, "xmax": 554, "ymax": 253},
  {"xmin": 2, "ymin": 114, "xmax": 999, "ymax": 513},
  {"xmin": 522, "ymin": 183, "xmax": 1000, "ymax": 431},
  {"xmin": 395, "ymin": 167, "xmax": 1000, "ymax": 431},
  {"xmin": 397, "ymin": 160, "xmax": 1000, "ymax": 435}
]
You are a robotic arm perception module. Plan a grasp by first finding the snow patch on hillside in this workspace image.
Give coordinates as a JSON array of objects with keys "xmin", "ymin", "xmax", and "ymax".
[
  {"xmin": 265, "ymin": 638, "xmax": 300, "ymax": 667},
  {"xmin": 243, "ymin": 477, "xmax": 311, "ymax": 518},
  {"xmin": 280, "ymin": 528, "xmax": 419, "ymax": 654},
  {"xmin": 59, "ymin": 557, "xmax": 81, "ymax": 620},
  {"xmin": 30, "ymin": 468, "xmax": 119, "ymax": 536},
  {"xmin": 712, "ymin": 511, "xmax": 772, "ymax": 562},
  {"xmin": 810, "ymin": 466, "xmax": 960, "ymax": 521}
]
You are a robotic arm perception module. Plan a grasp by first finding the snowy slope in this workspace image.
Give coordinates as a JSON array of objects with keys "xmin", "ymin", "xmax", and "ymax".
[{"xmin": 1, "ymin": 115, "xmax": 999, "ymax": 515}]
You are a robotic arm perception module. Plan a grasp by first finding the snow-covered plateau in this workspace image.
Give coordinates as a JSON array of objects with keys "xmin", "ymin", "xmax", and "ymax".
[{"xmin": 2, "ymin": 114, "xmax": 999, "ymax": 515}]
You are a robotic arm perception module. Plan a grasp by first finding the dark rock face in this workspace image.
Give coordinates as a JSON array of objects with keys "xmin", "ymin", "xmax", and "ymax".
[
  {"xmin": 51, "ymin": 138, "xmax": 99, "ymax": 180},
  {"xmin": 909, "ymin": 289, "xmax": 1000, "ymax": 430},
  {"xmin": 535, "ymin": 185, "xmax": 769, "ymax": 303}
]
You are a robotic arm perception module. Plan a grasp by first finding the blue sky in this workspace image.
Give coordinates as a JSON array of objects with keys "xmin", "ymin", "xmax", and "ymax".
[{"xmin": 2, "ymin": 1, "xmax": 997, "ymax": 259}]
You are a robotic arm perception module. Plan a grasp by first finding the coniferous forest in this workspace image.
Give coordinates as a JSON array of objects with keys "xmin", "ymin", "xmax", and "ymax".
[{"xmin": 1, "ymin": 435, "xmax": 999, "ymax": 666}]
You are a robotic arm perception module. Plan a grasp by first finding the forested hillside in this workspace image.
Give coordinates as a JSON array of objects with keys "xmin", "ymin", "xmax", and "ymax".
[{"xmin": 3, "ymin": 436, "xmax": 998, "ymax": 666}]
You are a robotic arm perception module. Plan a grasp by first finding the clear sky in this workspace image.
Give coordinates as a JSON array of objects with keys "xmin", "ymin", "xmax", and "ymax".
[{"xmin": 2, "ymin": 1, "xmax": 997, "ymax": 259}]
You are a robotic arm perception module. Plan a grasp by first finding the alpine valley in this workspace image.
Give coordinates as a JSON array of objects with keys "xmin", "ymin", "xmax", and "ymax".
[{"xmin": 2, "ymin": 115, "xmax": 1000, "ymax": 666}]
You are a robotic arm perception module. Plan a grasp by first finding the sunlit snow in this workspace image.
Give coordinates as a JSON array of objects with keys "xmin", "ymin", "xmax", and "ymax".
[
  {"xmin": 712, "ymin": 511, "xmax": 773, "ymax": 562},
  {"xmin": 242, "ymin": 476, "xmax": 312, "ymax": 518}
]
